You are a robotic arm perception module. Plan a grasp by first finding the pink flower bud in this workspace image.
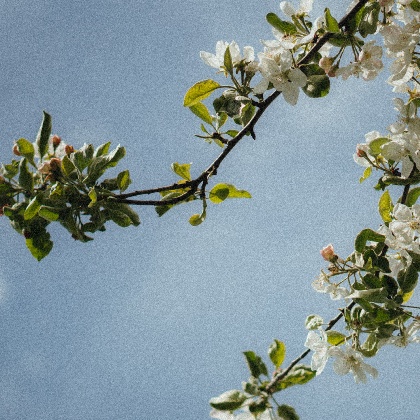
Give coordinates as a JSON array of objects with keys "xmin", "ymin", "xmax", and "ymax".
[
  {"xmin": 320, "ymin": 244, "xmax": 336, "ymax": 262},
  {"xmin": 51, "ymin": 135, "xmax": 61, "ymax": 147}
]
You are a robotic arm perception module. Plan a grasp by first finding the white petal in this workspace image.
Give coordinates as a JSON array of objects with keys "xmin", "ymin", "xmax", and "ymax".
[{"xmin": 280, "ymin": 1, "xmax": 296, "ymax": 17}]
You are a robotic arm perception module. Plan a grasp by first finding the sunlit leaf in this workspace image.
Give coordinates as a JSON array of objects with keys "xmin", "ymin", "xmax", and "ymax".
[{"xmin": 183, "ymin": 79, "xmax": 221, "ymax": 107}]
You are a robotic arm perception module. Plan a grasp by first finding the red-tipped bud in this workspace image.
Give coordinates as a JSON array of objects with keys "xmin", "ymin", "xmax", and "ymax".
[
  {"xmin": 13, "ymin": 144, "xmax": 21, "ymax": 156},
  {"xmin": 51, "ymin": 135, "xmax": 61, "ymax": 147},
  {"xmin": 65, "ymin": 145, "xmax": 75, "ymax": 155}
]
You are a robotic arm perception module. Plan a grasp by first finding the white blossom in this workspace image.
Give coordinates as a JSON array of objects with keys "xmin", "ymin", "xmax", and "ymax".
[
  {"xmin": 329, "ymin": 346, "xmax": 378, "ymax": 383},
  {"xmin": 305, "ymin": 329, "xmax": 331, "ymax": 375},
  {"xmin": 253, "ymin": 50, "xmax": 306, "ymax": 104},
  {"xmin": 200, "ymin": 41, "xmax": 257, "ymax": 72},
  {"xmin": 312, "ymin": 271, "xmax": 350, "ymax": 300},
  {"xmin": 280, "ymin": 0, "xmax": 313, "ymax": 17}
]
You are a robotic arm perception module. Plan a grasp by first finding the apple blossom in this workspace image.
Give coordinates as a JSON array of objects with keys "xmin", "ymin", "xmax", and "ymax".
[
  {"xmin": 304, "ymin": 329, "xmax": 331, "ymax": 375},
  {"xmin": 329, "ymin": 346, "xmax": 378, "ymax": 383}
]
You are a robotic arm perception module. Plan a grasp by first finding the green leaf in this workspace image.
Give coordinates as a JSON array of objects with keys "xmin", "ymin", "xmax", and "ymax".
[
  {"xmin": 328, "ymin": 33, "xmax": 353, "ymax": 47},
  {"xmin": 302, "ymin": 74, "xmax": 330, "ymax": 98},
  {"xmin": 378, "ymin": 190, "xmax": 393, "ymax": 223},
  {"xmin": 266, "ymin": 12, "xmax": 297, "ymax": 34},
  {"xmin": 249, "ymin": 399, "xmax": 268, "ymax": 415},
  {"xmin": 360, "ymin": 333, "xmax": 379, "ymax": 358},
  {"xmin": 355, "ymin": 229, "xmax": 385, "ymax": 252},
  {"xmin": 183, "ymin": 79, "xmax": 221, "ymax": 107},
  {"xmin": 240, "ymin": 102, "xmax": 256, "ymax": 126},
  {"xmin": 243, "ymin": 351, "xmax": 268, "ymax": 378},
  {"xmin": 397, "ymin": 264, "xmax": 418, "ymax": 293},
  {"xmin": 224, "ymin": 44, "xmax": 233, "ymax": 74},
  {"xmin": 369, "ymin": 137, "xmax": 389, "ymax": 155},
  {"xmin": 104, "ymin": 201, "xmax": 140, "ymax": 226},
  {"xmin": 189, "ymin": 213, "xmax": 205, "ymax": 226},
  {"xmin": 359, "ymin": 166, "xmax": 372, "ymax": 183},
  {"xmin": 278, "ymin": 405, "xmax": 300, "ymax": 420},
  {"xmin": 324, "ymin": 8, "xmax": 340, "ymax": 33},
  {"xmin": 38, "ymin": 206, "xmax": 60, "ymax": 221},
  {"xmin": 411, "ymin": 0, "xmax": 420, "ymax": 12},
  {"xmin": 268, "ymin": 339, "xmax": 286, "ymax": 368},
  {"xmin": 348, "ymin": 287, "xmax": 388, "ymax": 303},
  {"xmin": 36, "ymin": 111, "xmax": 52, "ymax": 161},
  {"xmin": 24, "ymin": 219, "xmax": 53, "ymax": 261},
  {"xmin": 171, "ymin": 162, "xmax": 192, "ymax": 181},
  {"xmin": 18, "ymin": 158, "xmax": 34, "ymax": 192},
  {"xmin": 300, "ymin": 64, "xmax": 330, "ymax": 98},
  {"xmin": 406, "ymin": 187, "xmax": 420, "ymax": 207},
  {"xmin": 117, "ymin": 170, "xmax": 131, "ymax": 192},
  {"xmin": 362, "ymin": 273, "xmax": 382, "ymax": 289},
  {"xmin": 209, "ymin": 183, "xmax": 251, "ymax": 204},
  {"xmin": 61, "ymin": 155, "xmax": 77, "ymax": 177},
  {"xmin": 275, "ymin": 364, "xmax": 315, "ymax": 391},
  {"xmin": 209, "ymin": 390, "xmax": 247, "ymax": 411},
  {"xmin": 94, "ymin": 142, "xmax": 111, "ymax": 157},
  {"xmin": 305, "ymin": 314, "xmax": 323, "ymax": 330},
  {"xmin": 326, "ymin": 330, "xmax": 346, "ymax": 346},
  {"xmin": 359, "ymin": 2, "xmax": 380, "ymax": 38},
  {"xmin": 189, "ymin": 102, "xmax": 213, "ymax": 125},
  {"xmin": 24, "ymin": 196, "xmax": 42, "ymax": 220},
  {"xmin": 16, "ymin": 138, "xmax": 35, "ymax": 164},
  {"xmin": 88, "ymin": 187, "xmax": 97, "ymax": 207}
]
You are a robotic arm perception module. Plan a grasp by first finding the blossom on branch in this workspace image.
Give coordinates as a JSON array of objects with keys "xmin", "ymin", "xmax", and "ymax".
[
  {"xmin": 329, "ymin": 346, "xmax": 378, "ymax": 383},
  {"xmin": 253, "ymin": 50, "xmax": 306, "ymax": 104}
]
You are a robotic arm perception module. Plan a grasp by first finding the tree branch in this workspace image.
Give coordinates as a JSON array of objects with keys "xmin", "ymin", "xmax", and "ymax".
[{"xmin": 112, "ymin": 0, "xmax": 370, "ymax": 208}]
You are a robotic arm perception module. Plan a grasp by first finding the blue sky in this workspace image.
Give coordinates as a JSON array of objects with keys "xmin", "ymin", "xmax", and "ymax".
[{"xmin": 0, "ymin": 1, "xmax": 418, "ymax": 419}]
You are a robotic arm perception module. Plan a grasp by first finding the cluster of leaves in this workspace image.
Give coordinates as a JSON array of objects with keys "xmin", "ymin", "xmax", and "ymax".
[
  {"xmin": 210, "ymin": 340, "xmax": 311, "ymax": 420},
  {"xmin": 0, "ymin": 112, "xmax": 139, "ymax": 260}
]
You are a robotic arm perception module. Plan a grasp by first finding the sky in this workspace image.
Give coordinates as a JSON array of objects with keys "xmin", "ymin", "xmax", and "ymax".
[{"xmin": 0, "ymin": 1, "xmax": 419, "ymax": 419}]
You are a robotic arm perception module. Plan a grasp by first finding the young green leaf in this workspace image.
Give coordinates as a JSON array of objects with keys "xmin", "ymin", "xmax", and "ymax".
[
  {"xmin": 24, "ymin": 196, "xmax": 42, "ymax": 220},
  {"xmin": 36, "ymin": 111, "xmax": 52, "ymax": 161},
  {"xmin": 378, "ymin": 190, "xmax": 393, "ymax": 223},
  {"xmin": 359, "ymin": 166, "xmax": 372, "ymax": 183},
  {"xmin": 268, "ymin": 339, "xmax": 286, "ymax": 368},
  {"xmin": 61, "ymin": 155, "xmax": 77, "ymax": 177},
  {"xmin": 188, "ymin": 102, "xmax": 213, "ymax": 125},
  {"xmin": 171, "ymin": 162, "xmax": 192, "ymax": 181},
  {"xmin": 209, "ymin": 183, "xmax": 251, "ymax": 204},
  {"xmin": 224, "ymin": 45, "xmax": 233, "ymax": 74},
  {"xmin": 324, "ymin": 8, "xmax": 340, "ymax": 33},
  {"xmin": 266, "ymin": 13, "xmax": 297, "ymax": 34},
  {"xmin": 117, "ymin": 170, "xmax": 132, "ymax": 192},
  {"xmin": 16, "ymin": 138, "xmax": 35, "ymax": 164},
  {"xmin": 368, "ymin": 137, "xmax": 389, "ymax": 155},
  {"xmin": 243, "ymin": 351, "xmax": 268, "ymax": 378},
  {"xmin": 277, "ymin": 404, "xmax": 300, "ymax": 420},
  {"xmin": 209, "ymin": 390, "xmax": 247, "ymax": 411},
  {"xmin": 325, "ymin": 330, "xmax": 346, "ymax": 346},
  {"xmin": 406, "ymin": 187, "xmax": 420, "ymax": 207},
  {"xmin": 38, "ymin": 206, "xmax": 60, "ymax": 221},
  {"xmin": 183, "ymin": 79, "xmax": 221, "ymax": 107}
]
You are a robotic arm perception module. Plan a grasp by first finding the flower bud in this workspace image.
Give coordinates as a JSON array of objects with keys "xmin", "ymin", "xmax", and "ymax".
[
  {"xmin": 319, "ymin": 57, "xmax": 334, "ymax": 73},
  {"xmin": 320, "ymin": 244, "xmax": 336, "ymax": 262},
  {"xmin": 13, "ymin": 144, "xmax": 21, "ymax": 156},
  {"xmin": 51, "ymin": 135, "xmax": 61, "ymax": 147},
  {"xmin": 65, "ymin": 144, "xmax": 75, "ymax": 155}
]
